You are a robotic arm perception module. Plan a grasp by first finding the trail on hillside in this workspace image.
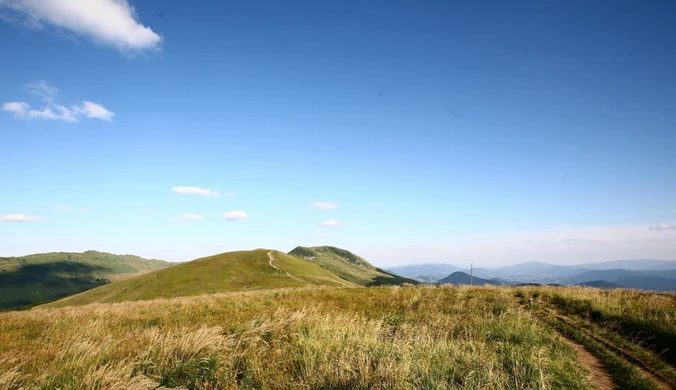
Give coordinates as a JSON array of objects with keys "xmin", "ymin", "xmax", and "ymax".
[
  {"xmin": 517, "ymin": 293, "xmax": 675, "ymax": 390},
  {"xmin": 557, "ymin": 334, "xmax": 616, "ymax": 390},
  {"xmin": 267, "ymin": 251, "xmax": 303, "ymax": 282},
  {"xmin": 515, "ymin": 296, "xmax": 616, "ymax": 389},
  {"xmin": 546, "ymin": 308, "xmax": 674, "ymax": 390}
]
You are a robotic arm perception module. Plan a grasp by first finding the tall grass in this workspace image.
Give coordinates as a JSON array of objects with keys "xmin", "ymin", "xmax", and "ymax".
[
  {"xmin": 0, "ymin": 286, "xmax": 591, "ymax": 389},
  {"xmin": 522, "ymin": 286, "xmax": 676, "ymax": 365}
]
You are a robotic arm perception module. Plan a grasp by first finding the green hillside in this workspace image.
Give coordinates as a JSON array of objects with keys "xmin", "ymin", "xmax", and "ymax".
[
  {"xmin": 288, "ymin": 246, "xmax": 418, "ymax": 286},
  {"xmin": 43, "ymin": 249, "xmax": 355, "ymax": 308},
  {"xmin": 0, "ymin": 251, "xmax": 172, "ymax": 310}
]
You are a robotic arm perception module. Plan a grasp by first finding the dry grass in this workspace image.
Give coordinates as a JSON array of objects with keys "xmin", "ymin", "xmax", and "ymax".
[
  {"xmin": 519, "ymin": 286, "xmax": 676, "ymax": 364},
  {"xmin": 0, "ymin": 286, "xmax": 591, "ymax": 389}
]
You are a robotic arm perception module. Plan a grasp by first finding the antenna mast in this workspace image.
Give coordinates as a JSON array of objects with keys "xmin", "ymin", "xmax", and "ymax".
[{"xmin": 470, "ymin": 262, "xmax": 473, "ymax": 287}]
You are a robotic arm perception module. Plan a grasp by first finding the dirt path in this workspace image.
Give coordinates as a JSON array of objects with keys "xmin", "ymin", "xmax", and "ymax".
[
  {"xmin": 517, "ymin": 297, "xmax": 615, "ymax": 389},
  {"xmin": 557, "ymin": 334, "xmax": 616, "ymax": 390},
  {"xmin": 548, "ymin": 309, "xmax": 674, "ymax": 390},
  {"xmin": 267, "ymin": 251, "xmax": 302, "ymax": 281}
]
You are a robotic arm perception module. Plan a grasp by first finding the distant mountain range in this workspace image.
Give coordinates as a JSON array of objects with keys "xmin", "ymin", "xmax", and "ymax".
[
  {"xmin": 387, "ymin": 259, "xmax": 676, "ymax": 292},
  {"xmin": 438, "ymin": 272, "xmax": 499, "ymax": 286},
  {"xmin": 386, "ymin": 263, "xmax": 461, "ymax": 282}
]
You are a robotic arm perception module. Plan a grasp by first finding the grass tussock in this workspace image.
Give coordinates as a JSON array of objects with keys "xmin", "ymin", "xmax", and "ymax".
[{"xmin": 0, "ymin": 286, "xmax": 592, "ymax": 389}]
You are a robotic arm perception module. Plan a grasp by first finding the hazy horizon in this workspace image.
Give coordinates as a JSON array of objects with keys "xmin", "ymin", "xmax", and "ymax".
[{"xmin": 2, "ymin": 1, "xmax": 675, "ymax": 267}]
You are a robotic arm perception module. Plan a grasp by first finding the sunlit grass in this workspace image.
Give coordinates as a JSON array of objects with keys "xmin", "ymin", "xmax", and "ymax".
[
  {"xmin": 520, "ymin": 286, "xmax": 676, "ymax": 364},
  {"xmin": 0, "ymin": 286, "xmax": 590, "ymax": 389}
]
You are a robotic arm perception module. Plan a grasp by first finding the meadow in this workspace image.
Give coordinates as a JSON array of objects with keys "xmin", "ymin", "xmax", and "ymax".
[{"xmin": 1, "ymin": 285, "xmax": 591, "ymax": 390}]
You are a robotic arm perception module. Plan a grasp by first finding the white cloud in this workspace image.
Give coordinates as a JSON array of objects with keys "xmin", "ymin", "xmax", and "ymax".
[
  {"xmin": 223, "ymin": 191, "xmax": 236, "ymax": 197},
  {"xmin": 78, "ymin": 208, "xmax": 89, "ymax": 213},
  {"xmin": 54, "ymin": 204, "xmax": 72, "ymax": 211},
  {"xmin": 171, "ymin": 186, "xmax": 221, "ymax": 197},
  {"xmin": 0, "ymin": 0, "xmax": 162, "ymax": 52},
  {"xmin": 649, "ymin": 224, "xmax": 676, "ymax": 231},
  {"xmin": 221, "ymin": 211, "xmax": 248, "ymax": 221},
  {"xmin": 1, "ymin": 213, "xmax": 41, "ymax": 222},
  {"xmin": 2, "ymin": 82, "xmax": 114, "ymax": 122},
  {"xmin": 309, "ymin": 202, "xmax": 340, "ymax": 210},
  {"xmin": 2, "ymin": 101, "xmax": 29, "ymax": 117},
  {"xmin": 315, "ymin": 233, "xmax": 328, "ymax": 238},
  {"xmin": 72, "ymin": 101, "xmax": 115, "ymax": 121},
  {"xmin": 319, "ymin": 219, "xmax": 343, "ymax": 228}
]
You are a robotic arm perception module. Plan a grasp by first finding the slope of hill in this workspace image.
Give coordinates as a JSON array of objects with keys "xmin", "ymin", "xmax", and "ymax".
[
  {"xmin": 288, "ymin": 246, "xmax": 418, "ymax": 286},
  {"xmin": 0, "ymin": 251, "xmax": 172, "ymax": 310},
  {"xmin": 386, "ymin": 263, "xmax": 460, "ymax": 282},
  {"xmin": 438, "ymin": 271, "xmax": 500, "ymax": 286},
  {"xmin": 43, "ymin": 249, "xmax": 355, "ymax": 308}
]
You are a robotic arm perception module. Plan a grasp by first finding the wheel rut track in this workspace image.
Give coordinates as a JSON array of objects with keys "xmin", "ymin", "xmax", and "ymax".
[
  {"xmin": 546, "ymin": 308, "xmax": 675, "ymax": 390},
  {"xmin": 526, "ymin": 308, "xmax": 617, "ymax": 389},
  {"xmin": 517, "ymin": 293, "xmax": 675, "ymax": 390}
]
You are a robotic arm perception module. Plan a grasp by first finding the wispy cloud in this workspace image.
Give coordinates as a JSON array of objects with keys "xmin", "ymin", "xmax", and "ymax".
[
  {"xmin": 2, "ymin": 82, "xmax": 114, "ymax": 122},
  {"xmin": 71, "ymin": 101, "xmax": 115, "ymax": 121},
  {"xmin": 309, "ymin": 202, "xmax": 340, "ymax": 210},
  {"xmin": 221, "ymin": 211, "xmax": 248, "ymax": 221},
  {"xmin": 171, "ymin": 186, "xmax": 220, "ymax": 197},
  {"xmin": 181, "ymin": 213, "xmax": 203, "ymax": 220},
  {"xmin": 649, "ymin": 224, "xmax": 676, "ymax": 231},
  {"xmin": 319, "ymin": 220, "xmax": 343, "ymax": 228},
  {"xmin": 1, "ymin": 213, "xmax": 41, "ymax": 222},
  {"xmin": 54, "ymin": 204, "xmax": 72, "ymax": 211},
  {"xmin": 0, "ymin": 0, "xmax": 162, "ymax": 52},
  {"xmin": 78, "ymin": 208, "xmax": 89, "ymax": 213},
  {"xmin": 315, "ymin": 233, "xmax": 328, "ymax": 238}
]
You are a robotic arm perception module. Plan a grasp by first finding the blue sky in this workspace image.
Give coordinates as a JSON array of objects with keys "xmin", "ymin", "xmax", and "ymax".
[{"xmin": 1, "ymin": 0, "xmax": 675, "ymax": 266}]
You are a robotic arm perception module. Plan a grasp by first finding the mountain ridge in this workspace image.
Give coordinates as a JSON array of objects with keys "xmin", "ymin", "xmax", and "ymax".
[{"xmin": 289, "ymin": 246, "xmax": 418, "ymax": 286}]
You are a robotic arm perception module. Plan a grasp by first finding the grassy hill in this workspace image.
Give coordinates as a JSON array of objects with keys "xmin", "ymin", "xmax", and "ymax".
[
  {"xmin": 288, "ymin": 246, "xmax": 418, "ymax": 286},
  {"xmin": 43, "ymin": 249, "xmax": 354, "ymax": 308},
  {"xmin": 0, "ymin": 250, "xmax": 172, "ymax": 310}
]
